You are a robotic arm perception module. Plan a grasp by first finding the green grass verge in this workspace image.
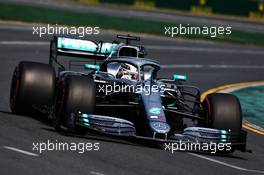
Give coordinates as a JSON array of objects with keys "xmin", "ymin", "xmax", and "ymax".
[{"xmin": 0, "ymin": 2, "xmax": 264, "ymax": 46}]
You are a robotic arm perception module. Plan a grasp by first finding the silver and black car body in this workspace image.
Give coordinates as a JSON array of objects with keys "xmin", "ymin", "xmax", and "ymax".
[{"xmin": 9, "ymin": 35, "xmax": 248, "ymax": 153}]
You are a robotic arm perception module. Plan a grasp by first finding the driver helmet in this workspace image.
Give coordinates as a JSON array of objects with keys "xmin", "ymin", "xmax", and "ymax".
[{"xmin": 119, "ymin": 63, "xmax": 138, "ymax": 81}]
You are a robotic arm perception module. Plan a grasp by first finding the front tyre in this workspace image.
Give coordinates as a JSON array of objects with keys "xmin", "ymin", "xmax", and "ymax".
[
  {"xmin": 54, "ymin": 75, "xmax": 96, "ymax": 133},
  {"xmin": 202, "ymin": 93, "xmax": 242, "ymax": 133}
]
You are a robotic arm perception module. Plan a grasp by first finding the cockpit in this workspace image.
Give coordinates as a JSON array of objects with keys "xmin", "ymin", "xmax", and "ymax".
[
  {"xmin": 107, "ymin": 62, "xmax": 138, "ymax": 81},
  {"xmin": 102, "ymin": 58, "xmax": 160, "ymax": 82}
]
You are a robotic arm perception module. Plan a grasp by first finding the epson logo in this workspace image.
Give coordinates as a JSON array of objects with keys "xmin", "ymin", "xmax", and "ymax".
[
  {"xmin": 153, "ymin": 122, "xmax": 168, "ymax": 130},
  {"xmin": 150, "ymin": 122, "xmax": 170, "ymax": 133}
]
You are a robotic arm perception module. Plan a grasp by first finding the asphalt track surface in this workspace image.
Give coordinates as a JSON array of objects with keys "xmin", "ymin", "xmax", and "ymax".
[
  {"xmin": 2, "ymin": 0, "xmax": 264, "ymax": 33},
  {"xmin": 0, "ymin": 23, "xmax": 264, "ymax": 175}
]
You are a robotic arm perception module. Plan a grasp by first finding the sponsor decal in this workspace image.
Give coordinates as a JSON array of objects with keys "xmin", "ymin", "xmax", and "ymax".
[
  {"xmin": 153, "ymin": 122, "xmax": 168, "ymax": 130},
  {"xmin": 58, "ymin": 37, "xmax": 97, "ymax": 52},
  {"xmin": 150, "ymin": 122, "xmax": 170, "ymax": 133},
  {"xmin": 150, "ymin": 115, "xmax": 166, "ymax": 120},
  {"xmin": 150, "ymin": 116, "xmax": 159, "ymax": 119},
  {"xmin": 149, "ymin": 107, "xmax": 161, "ymax": 114}
]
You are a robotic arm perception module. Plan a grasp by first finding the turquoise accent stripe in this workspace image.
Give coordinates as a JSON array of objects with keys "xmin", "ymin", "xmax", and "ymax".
[
  {"xmin": 82, "ymin": 113, "xmax": 89, "ymax": 118},
  {"xmin": 173, "ymin": 74, "xmax": 187, "ymax": 81},
  {"xmin": 84, "ymin": 64, "xmax": 100, "ymax": 71},
  {"xmin": 220, "ymin": 130, "xmax": 227, "ymax": 134},
  {"xmin": 221, "ymin": 139, "xmax": 227, "ymax": 143},
  {"xmin": 57, "ymin": 37, "xmax": 117, "ymax": 54},
  {"xmin": 83, "ymin": 118, "xmax": 89, "ymax": 123},
  {"xmin": 84, "ymin": 123, "xmax": 90, "ymax": 126},
  {"xmin": 57, "ymin": 37, "xmax": 98, "ymax": 52},
  {"xmin": 220, "ymin": 135, "xmax": 227, "ymax": 139}
]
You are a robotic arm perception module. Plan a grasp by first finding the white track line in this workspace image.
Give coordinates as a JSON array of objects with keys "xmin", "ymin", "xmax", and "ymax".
[
  {"xmin": 0, "ymin": 41, "xmax": 48, "ymax": 45},
  {"xmin": 161, "ymin": 64, "xmax": 264, "ymax": 69},
  {"xmin": 161, "ymin": 64, "xmax": 204, "ymax": 68},
  {"xmin": 147, "ymin": 45, "xmax": 264, "ymax": 55},
  {"xmin": 2, "ymin": 40, "xmax": 262, "ymax": 70},
  {"xmin": 1, "ymin": 41, "xmax": 264, "ymax": 55},
  {"xmin": 90, "ymin": 171, "xmax": 105, "ymax": 175},
  {"xmin": 208, "ymin": 65, "xmax": 264, "ymax": 69},
  {"xmin": 189, "ymin": 153, "xmax": 264, "ymax": 174},
  {"xmin": 3, "ymin": 146, "xmax": 39, "ymax": 157},
  {"xmin": 1, "ymin": 41, "xmax": 263, "ymax": 69}
]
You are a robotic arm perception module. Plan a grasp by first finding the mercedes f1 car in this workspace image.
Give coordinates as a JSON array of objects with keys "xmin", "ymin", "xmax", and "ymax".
[{"xmin": 10, "ymin": 35, "xmax": 248, "ymax": 153}]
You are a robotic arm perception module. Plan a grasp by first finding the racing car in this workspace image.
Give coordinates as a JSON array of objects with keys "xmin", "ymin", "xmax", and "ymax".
[{"xmin": 9, "ymin": 35, "xmax": 247, "ymax": 153}]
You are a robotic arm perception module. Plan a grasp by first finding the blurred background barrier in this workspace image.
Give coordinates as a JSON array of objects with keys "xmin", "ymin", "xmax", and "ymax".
[
  {"xmin": 78, "ymin": 0, "xmax": 264, "ymax": 18},
  {"xmin": 1, "ymin": 1, "xmax": 263, "ymax": 45}
]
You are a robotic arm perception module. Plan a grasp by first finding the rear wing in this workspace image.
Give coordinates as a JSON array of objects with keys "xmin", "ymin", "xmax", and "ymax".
[{"xmin": 49, "ymin": 36, "xmax": 117, "ymax": 67}]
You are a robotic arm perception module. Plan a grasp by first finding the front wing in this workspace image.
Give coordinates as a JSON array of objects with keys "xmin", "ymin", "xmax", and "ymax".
[{"xmin": 74, "ymin": 112, "xmax": 248, "ymax": 153}]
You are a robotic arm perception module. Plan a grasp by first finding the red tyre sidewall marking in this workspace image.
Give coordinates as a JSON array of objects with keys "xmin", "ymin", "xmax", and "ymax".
[{"xmin": 205, "ymin": 97, "xmax": 212, "ymax": 127}]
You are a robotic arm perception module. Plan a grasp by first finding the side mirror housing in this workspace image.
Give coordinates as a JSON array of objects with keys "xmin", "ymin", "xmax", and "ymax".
[
  {"xmin": 84, "ymin": 64, "xmax": 100, "ymax": 71},
  {"xmin": 173, "ymin": 74, "xmax": 187, "ymax": 81}
]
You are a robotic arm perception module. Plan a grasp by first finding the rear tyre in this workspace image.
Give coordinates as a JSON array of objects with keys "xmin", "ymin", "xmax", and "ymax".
[
  {"xmin": 202, "ymin": 93, "xmax": 242, "ymax": 133},
  {"xmin": 10, "ymin": 61, "xmax": 56, "ymax": 115},
  {"xmin": 54, "ymin": 75, "xmax": 96, "ymax": 133}
]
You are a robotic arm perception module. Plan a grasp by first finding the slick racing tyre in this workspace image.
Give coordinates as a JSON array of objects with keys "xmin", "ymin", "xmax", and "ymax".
[
  {"xmin": 54, "ymin": 75, "xmax": 96, "ymax": 133},
  {"xmin": 10, "ymin": 61, "xmax": 56, "ymax": 115},
  {"xmin": 202, "ymin": 93, "xmax": 242, "ymax": 133}
]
